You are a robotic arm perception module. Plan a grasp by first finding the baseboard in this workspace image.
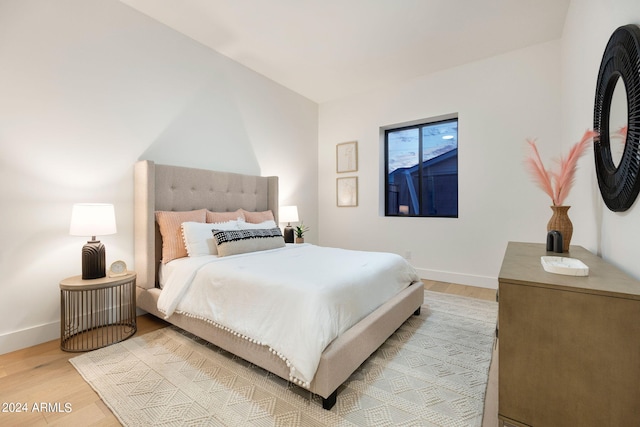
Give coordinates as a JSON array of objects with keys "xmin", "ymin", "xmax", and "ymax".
[
  {"xmin": 415, "ymin": 267, "xmax": 497, "ymax": 289},
  {"xmin": 1, "ymin": 304, "xmax": 140, "ymax": 355},
  {"xmin": 0, "ymin": 321, "xmax": 60, "ymax": 355}
]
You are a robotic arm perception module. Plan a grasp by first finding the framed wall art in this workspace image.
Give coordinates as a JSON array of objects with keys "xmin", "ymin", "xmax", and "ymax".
[
  {"xmin": 336, "ymin": 141, "xmax": 358, "ymax": 173},
  {"xmin": 337, "ymin": 176, "xmax": 358, "ymax": 207}
]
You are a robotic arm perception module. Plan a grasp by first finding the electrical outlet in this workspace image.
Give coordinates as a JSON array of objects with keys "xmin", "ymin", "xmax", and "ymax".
[{"xmin": 404, "ymin": 250, "xmax": 412, "ymax": 260}]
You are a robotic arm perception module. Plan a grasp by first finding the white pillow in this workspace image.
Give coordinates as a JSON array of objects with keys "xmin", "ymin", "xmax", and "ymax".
[
  {"xmin": 181, "ymin": 221, "xmax": 239, "ymax": 256},
  {"xmin": 237, "ymin": 219, "xmax": 278, "ymax": 230}
]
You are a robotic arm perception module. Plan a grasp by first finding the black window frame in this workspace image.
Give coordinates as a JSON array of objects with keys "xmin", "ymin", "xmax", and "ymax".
[{"xmin": 384, "ymin": 117, "xmax": 458, "ymax": 218}]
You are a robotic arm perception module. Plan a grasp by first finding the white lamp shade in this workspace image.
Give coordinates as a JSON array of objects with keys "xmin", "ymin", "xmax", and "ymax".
[
  {"xmin": 279, "ymin": 205, "xmax": 299, "ymax": 223},
  {"xmin": 69, "ymin": 203, "xmax": 117, "ymax": 237}
]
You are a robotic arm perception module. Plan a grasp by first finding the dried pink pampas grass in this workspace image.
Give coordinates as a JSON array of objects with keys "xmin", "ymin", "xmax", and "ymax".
[{"xmin": 525, "ymin": 130, "xmax": 598, "ymax": 206}]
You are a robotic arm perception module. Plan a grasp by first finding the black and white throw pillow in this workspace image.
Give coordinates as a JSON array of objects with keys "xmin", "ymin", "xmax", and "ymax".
[{"xmin": 212, "ymin": 227, "xmax": 285, "ymax": 257}]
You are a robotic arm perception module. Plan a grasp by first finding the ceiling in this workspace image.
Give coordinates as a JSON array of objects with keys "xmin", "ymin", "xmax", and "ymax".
[{"xmin": 119, "ymin": 0, "xmax": 570, "ymax": 103}]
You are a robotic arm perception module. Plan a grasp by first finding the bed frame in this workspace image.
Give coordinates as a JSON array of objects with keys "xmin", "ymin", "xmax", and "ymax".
[{"xmin": 133, "ymin": 160, "xmax": 424, "ymax": 409}]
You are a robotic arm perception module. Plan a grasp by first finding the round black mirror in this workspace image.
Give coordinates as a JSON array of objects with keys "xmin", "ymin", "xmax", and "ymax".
[{"xmin": 593, "ymin": 24, "xmax": 640, "ymax": 212}]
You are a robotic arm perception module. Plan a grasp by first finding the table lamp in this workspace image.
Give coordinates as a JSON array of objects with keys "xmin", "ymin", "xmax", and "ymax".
[
  {"xmin": 70, "ymin": 203, "xmax": 117, "ymax": 279},
  {"xmin": 279, "ymin": 205, "xmax": 298, "ymax": 244}
]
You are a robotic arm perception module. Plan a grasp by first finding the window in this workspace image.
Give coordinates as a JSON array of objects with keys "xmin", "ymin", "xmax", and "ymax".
[{"xmin": 385, "ymin": 117, "xmax": 458, "ymax": 217}]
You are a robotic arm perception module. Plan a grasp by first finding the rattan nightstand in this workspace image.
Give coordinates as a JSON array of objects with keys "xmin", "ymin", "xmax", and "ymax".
[{"xmin": 60, "ymin": 272, "xmax": 137, "ymax": 352}]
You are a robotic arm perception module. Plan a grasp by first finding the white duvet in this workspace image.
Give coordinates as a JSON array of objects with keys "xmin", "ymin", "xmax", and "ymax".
[{"xmin": 157, "ymin": 244, "xmax": 420, "ymax": 386}]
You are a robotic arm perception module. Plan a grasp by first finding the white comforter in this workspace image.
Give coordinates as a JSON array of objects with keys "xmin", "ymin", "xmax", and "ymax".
[{"xmin": 157, "ymin": 244, "xmax": 420, "ymax": 386}]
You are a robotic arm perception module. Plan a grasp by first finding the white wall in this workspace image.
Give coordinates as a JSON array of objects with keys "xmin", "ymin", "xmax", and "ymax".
[
  {"xmin": 0, "ymin": 0, "xmax": 318, "ymax": 354},
  {"xmin": 6, "ymin": 0, "xmax": 639, "ymax": 355},
  {"xmin": 318, "ymin": 0, "xmax": 640, "ymax": 289},
  {"xmin": 561, "ymin": 0, "xmax": 640, "ymax": 278},
  {"xmin": 318, "ymin": 41, "xmax": 563, "ymax": 288}
]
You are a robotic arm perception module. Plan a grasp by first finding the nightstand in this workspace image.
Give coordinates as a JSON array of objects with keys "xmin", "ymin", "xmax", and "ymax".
[{"xmin": 60, "ymin": 272, "xmax": 137, "ymax": 352}]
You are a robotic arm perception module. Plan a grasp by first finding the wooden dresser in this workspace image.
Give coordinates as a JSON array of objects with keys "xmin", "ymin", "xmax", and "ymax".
[{"xmin": 498, "ymin": 242, "xmax": 640, "ymax": 427}]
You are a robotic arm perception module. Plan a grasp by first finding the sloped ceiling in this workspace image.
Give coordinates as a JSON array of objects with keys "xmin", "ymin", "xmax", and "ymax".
[{"xmin": 119, "ymin": 0, "xmax": 570, "ymax": 103}]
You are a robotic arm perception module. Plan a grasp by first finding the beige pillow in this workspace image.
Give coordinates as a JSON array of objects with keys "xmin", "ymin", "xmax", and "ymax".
[
  {"xmin": 206, "ymin": 209, "xmax": 244, "ymax": 223},
  {"xmin": 242, "ymin": 209, "xmax": 275, "ymax": 224},
  {"xmin": 155, "ymin": 209, "xmax": 206, "ymax": 263},
  {"xmin": 212, "ymin": 228, "xmax": 285, "ymax": 257}
]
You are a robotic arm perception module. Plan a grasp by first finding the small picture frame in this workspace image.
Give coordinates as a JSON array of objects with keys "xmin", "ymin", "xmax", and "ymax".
[
  {"xmin": 337, "ymin": 177, "xmax": 358, "ymax": 207},
  {"xmin": 336, "ymin": 141, "xmax": 358, "ymax": 173}
]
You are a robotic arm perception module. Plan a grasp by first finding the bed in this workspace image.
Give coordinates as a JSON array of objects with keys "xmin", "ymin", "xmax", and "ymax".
[{"xmin": 133, "ymin": 160, "xmax": 424, "ymax": 409}]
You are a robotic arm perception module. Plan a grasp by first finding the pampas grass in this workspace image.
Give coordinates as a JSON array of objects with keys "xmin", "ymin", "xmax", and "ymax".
[{"xmin": 525, "ymin": 130, "xmax": 597, "ymax": 206}]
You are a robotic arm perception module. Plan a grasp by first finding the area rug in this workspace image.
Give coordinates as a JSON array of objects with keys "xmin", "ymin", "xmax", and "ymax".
[{"xmin": 70, "ymin": 290, "xmax": 497, "ymax": 426}]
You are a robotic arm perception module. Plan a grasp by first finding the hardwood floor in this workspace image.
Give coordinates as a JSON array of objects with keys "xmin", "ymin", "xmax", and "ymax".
[
  {"xmin": 0, "ymin": 315, "xmax": 169, "ymax": 427},
  {"xmin": 422, "ymin": 279, "xmax": 497, "ymax": 301},
  {"xmin": 0, "ymin": 281, "xmax": 498, "ymax": 426}
]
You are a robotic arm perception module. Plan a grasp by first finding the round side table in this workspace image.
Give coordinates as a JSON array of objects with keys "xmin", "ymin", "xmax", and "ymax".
[{"xmin": 60, "ymin": 272, "xmax": 137, "ymax": 352}]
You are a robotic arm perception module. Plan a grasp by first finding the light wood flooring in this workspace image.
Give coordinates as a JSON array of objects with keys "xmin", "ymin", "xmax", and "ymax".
[{"xmin": 0, "ymin": 281, "xmax": 498, "ymax": 426}]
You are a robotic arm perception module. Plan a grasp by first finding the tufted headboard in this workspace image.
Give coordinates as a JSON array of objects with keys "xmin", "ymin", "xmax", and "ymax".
[{"xmin": 134, "ymin": 160, "xmax": 279, "ymax": 289}]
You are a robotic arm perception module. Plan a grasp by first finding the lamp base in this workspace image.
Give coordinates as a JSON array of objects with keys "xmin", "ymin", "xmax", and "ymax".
[
  {"xmin": 284, "ymin": 225, "xmax": 294, "ymax": 244},
  {"xmin": 82, "ymin": 240, "xmax": 106, "ymax": 280}
]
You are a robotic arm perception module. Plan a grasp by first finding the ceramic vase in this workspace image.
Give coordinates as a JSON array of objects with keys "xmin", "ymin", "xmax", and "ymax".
[{"xmin": 547, "ymin": 205, "xmax": 572, "ymax": 252}]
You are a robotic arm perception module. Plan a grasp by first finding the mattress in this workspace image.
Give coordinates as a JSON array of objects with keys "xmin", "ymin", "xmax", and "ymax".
[{"xmin": 156, "ymin": 243, "xmax": 420, "ymax": 386}]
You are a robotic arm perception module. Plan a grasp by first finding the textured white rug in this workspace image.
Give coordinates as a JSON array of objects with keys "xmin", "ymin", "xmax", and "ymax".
[{"xmin": 70, "ymin": 290, "xmax": 497, "ymax": 426}]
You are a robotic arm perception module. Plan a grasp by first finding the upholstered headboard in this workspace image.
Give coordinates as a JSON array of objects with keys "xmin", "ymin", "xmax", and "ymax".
[{"xmin": 134, "ymin": 160, "xmax": 279, "ymax": 289}]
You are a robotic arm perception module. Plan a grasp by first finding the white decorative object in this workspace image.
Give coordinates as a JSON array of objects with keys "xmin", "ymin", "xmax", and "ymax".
[
  {"xmin": 109, "ymin": 260, "xmax": 127, "ymax": 277},
  {"xmin": 540, "ymin": 256, "xmax": 589, "ymax": 276}
]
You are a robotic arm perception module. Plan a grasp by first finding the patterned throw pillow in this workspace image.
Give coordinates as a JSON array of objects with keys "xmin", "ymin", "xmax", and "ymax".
[{"xmin": 212, "ymin": 228, "xmax": 285, "ymax": 257}]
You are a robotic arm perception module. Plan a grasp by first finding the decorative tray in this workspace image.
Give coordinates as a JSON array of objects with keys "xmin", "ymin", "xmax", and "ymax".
[{"xmin": 540, "ymin": 256, "xmax": 589, "ymax": 276}]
